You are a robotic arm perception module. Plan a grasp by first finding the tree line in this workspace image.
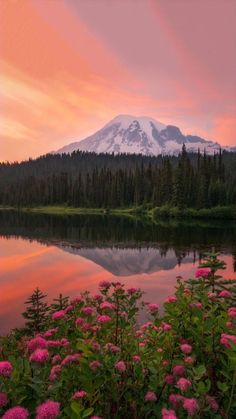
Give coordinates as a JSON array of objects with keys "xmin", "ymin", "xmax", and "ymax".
[{"xmin": 0, "ymin": 147, "xmax": 236, "ymax": 209}]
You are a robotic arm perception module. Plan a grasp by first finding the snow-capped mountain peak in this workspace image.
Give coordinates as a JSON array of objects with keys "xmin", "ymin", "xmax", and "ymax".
[{"xmin": 56, "ymin": 115, "xmax": 234, "ymax": 156}]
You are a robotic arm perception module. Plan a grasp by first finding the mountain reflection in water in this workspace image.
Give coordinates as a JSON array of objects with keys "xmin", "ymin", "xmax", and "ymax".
[{"xmin": 0, "ymin": 210, "xmax": 236, "ymax": 333}]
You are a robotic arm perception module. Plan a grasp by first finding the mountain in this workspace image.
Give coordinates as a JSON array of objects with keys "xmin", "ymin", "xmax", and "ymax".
[
  {"xmin": 58, "ymin": 244, "xmax": 194, "ymax": 276},
  {"xmin": 56, "ymin": 114, "xmax": 234, "ymax": 156}
]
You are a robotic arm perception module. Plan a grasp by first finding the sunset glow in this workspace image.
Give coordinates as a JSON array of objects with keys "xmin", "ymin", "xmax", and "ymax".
[
  {"xmin": 0, "ymin": 236, "xmax": 235, "ymax": 334},
  {"xmin": 1, "ymin": 0, "xmax": 236, "ymax": 161}
]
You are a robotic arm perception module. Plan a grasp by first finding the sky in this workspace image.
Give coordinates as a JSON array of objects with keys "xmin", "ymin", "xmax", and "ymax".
[{"xmin": 1, "ymin": 0, "xmax": 236, "ymax": 162}]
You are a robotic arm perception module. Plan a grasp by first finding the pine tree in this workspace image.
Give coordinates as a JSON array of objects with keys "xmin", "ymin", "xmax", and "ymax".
[
  {"xmin": 50, "ymin": 294, "xmax": 69, "ymax": 312},
  {"xmin": 22, "ymin": 288, "xmax": 49, "ymax": 333}
]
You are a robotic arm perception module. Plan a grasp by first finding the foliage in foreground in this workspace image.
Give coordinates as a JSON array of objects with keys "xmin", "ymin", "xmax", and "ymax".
[{"xmin": 0, "ymin": 253, "xmax": 236, "ymax": 419}]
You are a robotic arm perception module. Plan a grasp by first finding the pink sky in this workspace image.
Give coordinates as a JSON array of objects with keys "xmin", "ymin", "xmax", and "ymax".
[{"xmin": 1, "ymin": 0, "xmax": 236, "ymax": 161}]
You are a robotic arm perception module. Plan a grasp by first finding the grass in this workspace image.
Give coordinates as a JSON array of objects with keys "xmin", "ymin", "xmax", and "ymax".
[
  {"xmin": 1, "ymin": 204, "xmax": 236, "ymax": 220},
  {"xmin": 19, "ymin": 206, "xmax": 140, "ymax": 218}
]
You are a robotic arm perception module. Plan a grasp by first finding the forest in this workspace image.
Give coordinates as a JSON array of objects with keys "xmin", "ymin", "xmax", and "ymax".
[{"xmin": 0, "ymin": 147, "xmax": 236, "ymax": 209}]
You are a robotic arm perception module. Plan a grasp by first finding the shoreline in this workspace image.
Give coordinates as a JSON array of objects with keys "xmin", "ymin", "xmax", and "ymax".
[{"xmin": 0, "ymin": 205, "xmax": 236, "ymax": 220}]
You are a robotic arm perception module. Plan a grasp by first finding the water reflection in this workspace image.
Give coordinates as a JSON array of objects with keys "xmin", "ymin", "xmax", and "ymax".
[{"xmin": 0, "ymin": 211, "xmax": 236, "ymax": 334}]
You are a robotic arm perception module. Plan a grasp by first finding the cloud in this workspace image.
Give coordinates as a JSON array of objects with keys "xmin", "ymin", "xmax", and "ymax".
[
  {"xmin": 211, "ymin": 115, "xmax": 236, "ymax": 147},
  {"xmin": 0, "ymin": 0, "xmax": 235, "ymax": 161}
]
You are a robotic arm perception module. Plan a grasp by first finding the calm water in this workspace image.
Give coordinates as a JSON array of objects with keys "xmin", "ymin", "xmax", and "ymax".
[{"xmin": 0, "ymin": 210, "xmax": 236, "ymax": 334}]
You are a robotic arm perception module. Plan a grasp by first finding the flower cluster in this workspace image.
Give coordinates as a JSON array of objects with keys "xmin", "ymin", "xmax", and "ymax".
[{"xmin": 0, "ymin": 254, "xmax": 235, "ymax": 418}]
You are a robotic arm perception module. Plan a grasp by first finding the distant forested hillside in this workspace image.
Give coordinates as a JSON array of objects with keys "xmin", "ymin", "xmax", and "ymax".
[{"xmin": 0, "ymin": 148, "xmax": 236, "ymax": 209}]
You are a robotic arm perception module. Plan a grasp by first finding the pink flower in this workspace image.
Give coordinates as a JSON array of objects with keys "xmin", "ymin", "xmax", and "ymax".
[
  {"xmin": 163, "ymin": 360, "xmax": 169, "ymax": 367},
  {"xmin": 133, "ymin": 355, "xmax": 141, "ymax": 363},
  {"xmin": 0, "ymin": 392, "xmax": 8, "ymax": 408},
  {"xmin": 30, "ymin": 349, "xmax": 49, "ymax": 363},
  {"xmin": 52, "ymin": 310, "xmax": 65, "ymax": 320},
  {"xmin": 157, "ymin": 348, "xmax": 163, "ymax": 353},
  {"xmin": 161, "ymin": 322, "xmax": 172, "ymax": 331},
  {"xmin": 36, "ymin": 400, "xmax": 60, "ymax": 419},
  {"xmin": 81, "ymin": 322, "xmax": 92, "ymax": 331},
  {"xmin": 60, "ymin": 338, "xmax": 69, "ymax": 346},
  {"xmin": 177, "ymin": 377, "xmax": 192, "ymax": 391},
  {"xmin": 75, "ymin": 317, "xmax": 84, "ymax": 326},
  {"xmin": 0, "ymin": 361, "xmax": 13, "ymax": 377},
  {"xmin": 42, "ymin": 328, "xmax": 58, "ymax": 338},
  {"xmin": 115, "ymin": 361, "xmax": 126, "ymax": 372},
  {"xmin": 172, "ymin": 365, "xmax": 185, "ymax": 376},
  {"xmin": 139, "ymin": 342, "xmax": 146, "ymax": 348},
  {"xmin": 43, "ymin": 338, "xmax": 68, "ymax": 348},
  {"xmin": 206, "ymin": 395, "xmax": 219, "ymax": 411},
  {"xmin": 71, "ymin": 295, "xmax": 82, "ymax": 304},
  {"xmin": 184, "ymin": 356, "xmax": 194, "ymax": 364},
  {"xmin": 97, "ymin": 315, "xmax": 111, "ymax": 323},
  {"xmin": 189, "ymin": 302, "xmax": 203, "ymax": 309},
  {"xmin": 2, "ymin": 407, "xmax": 29, "ymax": 419},
  {"xmin": 91, "ymin": 417, "xmax": 103, "ymax": 419},
  {"xmin": 165, "ymin": 296, "xmax": 177, "ymax": 303},
  {"xmin": 180, "ymin": 344, "xmax": 192, "ymax": 354},
  {"xmin": 219, "ymin": 290, "xmax": 232, "ymax": 298},
  {"xmin": 114, "ymin": 283, "xmax": 123, "ymax": 292},
  {"xmin": 195, "ymin": 267, "xmax": 211, "ymax": 278},
  {"xmin": 82, "ymin": 306, "xmax": 94, "ymax": 315},
  {"xmin": 61, "ymin": 354, "xmax": 80, "ymax": 366},
  {"xmin": 100, "ymin": 301, "xmax": 115, "ymax": 310},
  {"xmin": 120, "ymin": 311, "xmax": 128, "ymax": 318},
  {"xmin": 228, "ymin": 307, "xmax": 236, "ymax": 318},
  {"xmin": 105, "ymin": 343, "xmax": 121, "ymax": 353},
  {"xmin": 72, "ymin": 390, "xmax": 87, "ymax": 400},
  {"xmin": 27, "ymin": 337, "xmax": 48, "ymax": 352},
  {"xmin": 208, "ymin": 292, "xmax": 217, "ymax": 299},
  {"xmin": 92, "ymin": 342, "xmax": 101, "ymax": 351},
  {"xmin": 65, "ymin": 305, "xmax": 73, "ymax": 313},
  {"xmin": 145, "ymin": 391, "xmax": 157, "ymax": 401},
  {"xmin": 93, "ymin": 294, "xmax": 103, "ymax": 302},
  {"xmin": 183, "ymin": 398, "xmax": 199, "ymax": 416},
  {"xmin": 161, "ymin": 408, "xmax": 177, "ymax": 419},
  {"xmin": 127, "ymin": 287, "xmax": 138, "ymax": 294},
  {"xmin": 49, "ymin": 365, "xmax": 61, "ymax": 382},
  {"xmin": 141, "ymin": 321, "xmax": 153, "ymax": 330},
  {"xmin": 169, "ymin": 394, "xmax": 185, "ymax": 408},
  {"xmin": 148, "ymin": 303, "xmax": 159, "ymax": 313},
  {"xmin": 220, "ymin": 333, "xmax": 236, "ymax": 348},
  {"xmin": 165, "ymin": 374, "xmax": 174, "ymax": 385},
  {"xmin": 99, "ymin": 281, "xmax": 111, "ymax": 289},
  {"xmin": 90, "ymin": 360, "xmax": 101, "ymax": 371}
]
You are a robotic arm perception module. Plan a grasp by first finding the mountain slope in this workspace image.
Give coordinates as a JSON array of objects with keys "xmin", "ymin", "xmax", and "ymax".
[
  {"xmin": 56, "ymin": 114, "xmax": 233, "ymax": 156},
  {"xmin": 58, "ymin": 245, "xmax": 194, "ymax": 276}
]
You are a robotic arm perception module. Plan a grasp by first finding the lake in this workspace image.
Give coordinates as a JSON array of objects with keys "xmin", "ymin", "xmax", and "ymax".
[{"xmin": 0, "ymin": 210, "xmax": 236, "ymax": 335}]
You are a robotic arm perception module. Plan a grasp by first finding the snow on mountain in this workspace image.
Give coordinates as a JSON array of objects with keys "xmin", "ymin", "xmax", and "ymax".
[
  {"xmin": 56, "ymin": 114, "xmax": 233, "ymax": 156},
  {"xmin": 58, "ymin": 244, "xmax": 194, "ymax": 276}
]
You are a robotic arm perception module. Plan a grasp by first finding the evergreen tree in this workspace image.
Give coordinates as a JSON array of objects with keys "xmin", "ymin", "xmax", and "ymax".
[
  {"xmin": 22, "ymin": 288, "xmax": 49, "ymax": 333},
  {"xmin": 50, "ymin": 294, "xmax": 69, "ymax": 312},
  {"xmin": 0, "ymin": 149, "xmax": 235, "ymax": 210}
]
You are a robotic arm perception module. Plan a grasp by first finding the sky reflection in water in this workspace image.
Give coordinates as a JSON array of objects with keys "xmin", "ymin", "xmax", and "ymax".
[{"xmin": 0, "ymin": 212, "xmax": 236, "ymax": 334}]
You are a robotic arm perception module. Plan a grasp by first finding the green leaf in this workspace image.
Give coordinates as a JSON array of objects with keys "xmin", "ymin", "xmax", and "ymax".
[
  {"xmin": 196, "ymin": 381, "xmax": 207, "ymax": 394},
  {"xmin": 217, "ymin": 381, "xmax": 229, "ymax": 392},
  {"xmin": 71, "ymin": 401, "xmax": 83, "ymax": 415},
  {"xmin": 194, "ymin": 365, "xmax": 206, "ymax": 378},
  {"xmin": 82, "ymin": 408, "xmax": 94, "ymax": 418}
]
